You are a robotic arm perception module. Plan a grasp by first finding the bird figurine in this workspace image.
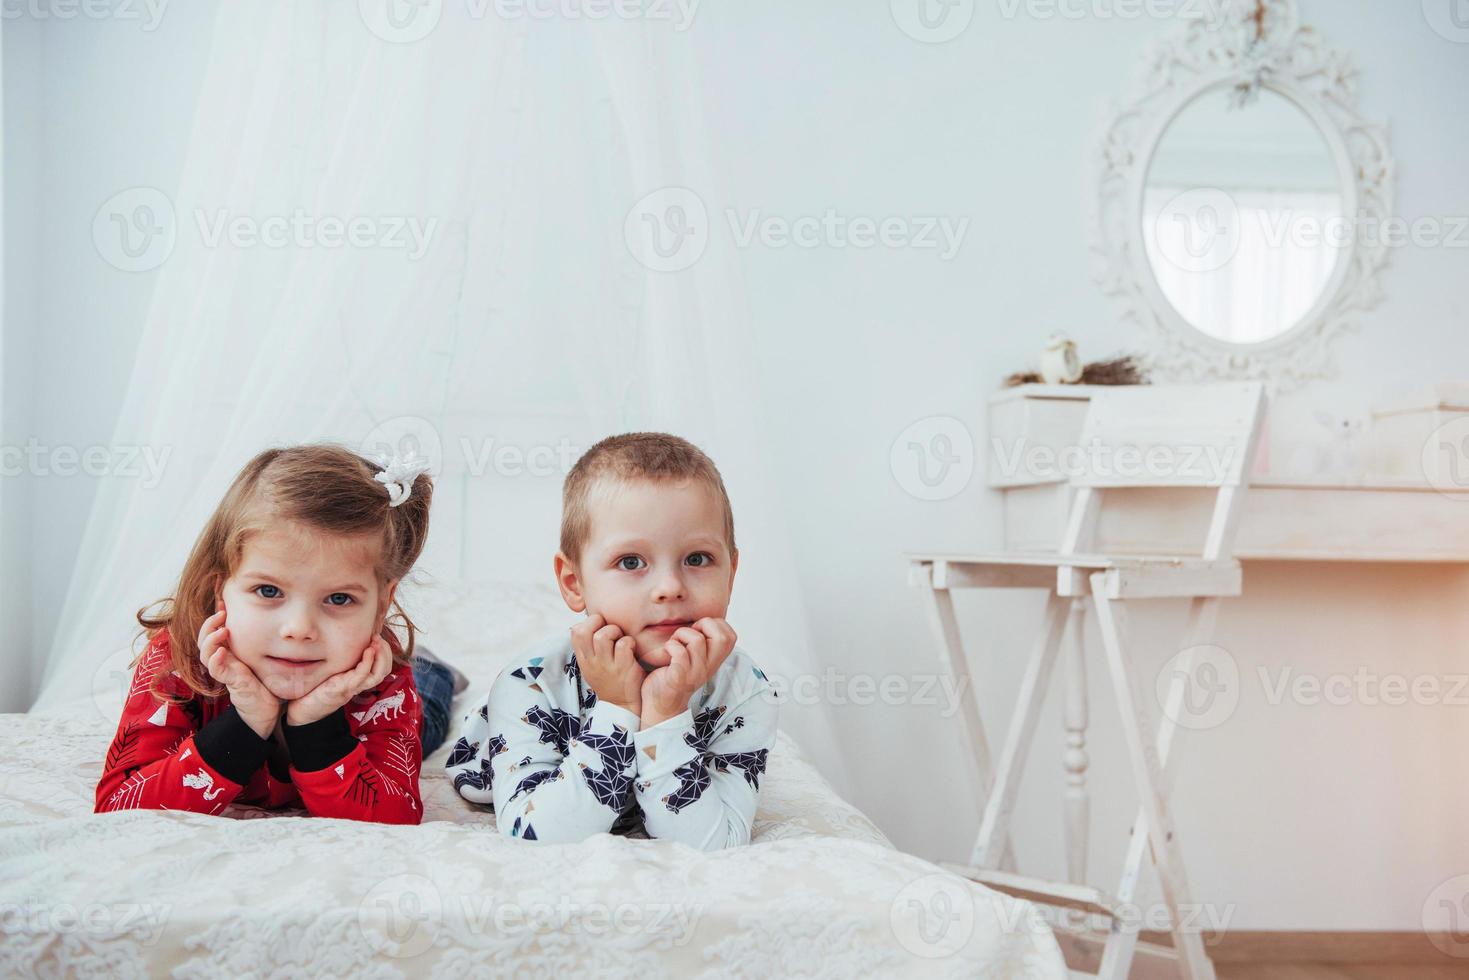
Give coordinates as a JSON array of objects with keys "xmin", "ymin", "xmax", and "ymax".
[{"xmin": 1039, "ymin": 333, "xmax": 1083, "ymax": 385}]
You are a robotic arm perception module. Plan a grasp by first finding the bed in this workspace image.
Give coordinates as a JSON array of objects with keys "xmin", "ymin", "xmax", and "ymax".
[{"xmin": 0, "ymin": 580, "xmax": 1065, "ymax": 977}]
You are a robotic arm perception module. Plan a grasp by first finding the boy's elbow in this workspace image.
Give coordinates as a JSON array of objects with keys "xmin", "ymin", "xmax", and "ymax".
[
  {"xmin": 495, "ymin": 809, "xmax": 602, "ymax": 845},
  {"xmin": 658, "ymin": 816, "xmax": 750, "ymax": 852},
  {"xmin": 703, "ymin": 823, "xmax": 751, "ymax": 852}
]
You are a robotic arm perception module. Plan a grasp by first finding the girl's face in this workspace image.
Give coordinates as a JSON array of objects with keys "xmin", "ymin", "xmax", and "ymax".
[
  {"xmin": 219, "ymin": 522, "xmax": 391, "ymax": 701},
  {"xmin": 556, "ymin": 478, "xmax": 737, "ymax": 671}
]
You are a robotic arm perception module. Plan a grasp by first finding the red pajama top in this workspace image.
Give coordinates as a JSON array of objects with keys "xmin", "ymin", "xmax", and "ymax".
[{"xmin": 95, "ymin": 630, "xmax": 423, "ymax": 824}]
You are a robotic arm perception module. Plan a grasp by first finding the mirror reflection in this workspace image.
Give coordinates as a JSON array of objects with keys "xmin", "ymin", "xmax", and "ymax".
[{"xmin": 1142, "ymin": 87, "xmax": 1345, "ymax": 346}]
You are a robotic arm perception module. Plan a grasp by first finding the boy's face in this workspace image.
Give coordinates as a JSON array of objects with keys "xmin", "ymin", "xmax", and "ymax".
[
  {"xmin": 556, "ymin": 477, "xmax": 737, "ymax": 671},
  {"xmin": 219, "ymin": 523, "xmax": 392, "ymax": 701}
]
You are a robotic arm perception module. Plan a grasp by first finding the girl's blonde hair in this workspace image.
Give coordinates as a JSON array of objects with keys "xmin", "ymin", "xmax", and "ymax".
[{"xmin": 137, "ymin": 444, "xmax": 433, "ymax": 701}]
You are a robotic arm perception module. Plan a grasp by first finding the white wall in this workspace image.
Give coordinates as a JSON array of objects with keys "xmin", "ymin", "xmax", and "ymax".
[
  {"xmin": 2, "ymin": 2, "xmax": 217, "ymax": 708},
  {"xmin": 6, "ymin": 0, "xmax": 1467, "ymax": 930}
]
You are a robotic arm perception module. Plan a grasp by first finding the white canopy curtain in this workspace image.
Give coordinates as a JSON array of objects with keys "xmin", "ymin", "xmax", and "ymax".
[{"xmin": 35, "ymin": 0, "xmax": 849, "ymax": 792}]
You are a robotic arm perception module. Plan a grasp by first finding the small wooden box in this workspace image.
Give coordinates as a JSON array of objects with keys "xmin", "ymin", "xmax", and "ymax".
[
  {"xmin": 1368, "ymin": 383, "xmax": 1469, "ymax": 483},
  {"xmin": 986, "ymin": 384, "xmax": 1103, "ymax": 489}
]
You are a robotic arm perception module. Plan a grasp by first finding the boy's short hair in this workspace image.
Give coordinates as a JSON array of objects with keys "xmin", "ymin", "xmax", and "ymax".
[{"xmin": 560, "ymin": 432, "xmax": 736, "ymax": 563}]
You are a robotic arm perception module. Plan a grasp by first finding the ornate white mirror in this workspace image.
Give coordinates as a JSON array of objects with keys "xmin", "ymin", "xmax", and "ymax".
[{"xmin": 1092, "ymin": 0, "xmax": 1394, "ymax": 390}]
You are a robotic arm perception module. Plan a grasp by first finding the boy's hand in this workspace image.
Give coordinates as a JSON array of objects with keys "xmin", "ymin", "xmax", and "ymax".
[
  {"xmin": 199, "ymin": 603, "xmax": 283, "ymax": 740},
  {"xmin": 571, "ymin": 613, "xmax": 643, "ymax": 716},
  {"xmin": 640, "ymin": 618, "xmax": 737, "ymax": 729},
  {"xmin": 285, "ymin": 635, "xmax": 394, "ymax": 728}
]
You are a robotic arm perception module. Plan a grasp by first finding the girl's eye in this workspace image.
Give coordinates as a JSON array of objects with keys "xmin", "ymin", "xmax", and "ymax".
[
  {"xmin": 326, "ymin": 593, "xmax": 354, "ymax": 607},
  {"xmin": 685, "ymin": 552, "xmax": 714, "ymax": 567},
  {"xmin": 616, "ymin": 555, "xmax": 646, "ymax": 571},
  {"xmin": 254, "ymin": 585, "xmax": 282, "ymax": 600}
]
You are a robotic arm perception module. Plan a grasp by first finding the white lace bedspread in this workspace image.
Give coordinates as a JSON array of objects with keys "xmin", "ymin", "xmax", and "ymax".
[{"xmin": 2, "ymin": 581, "xmax": 1065, "ymax": 977}]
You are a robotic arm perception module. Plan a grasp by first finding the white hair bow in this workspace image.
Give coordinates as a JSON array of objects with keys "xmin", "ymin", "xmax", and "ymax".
[{"xmin": 373, "ymin": 451, "xmax": 432, "ymax": 507}]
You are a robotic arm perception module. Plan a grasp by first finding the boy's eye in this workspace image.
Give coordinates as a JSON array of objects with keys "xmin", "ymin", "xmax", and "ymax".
[
  {"xmin": 685, "ymin": 552, "xmax": 714, "ymax": 567},
  {"xmin": 616, "ymin": 555, "xmax": 646, "ymax": 571},
  {"xmin": 254, "ymin": 585, "xmax": 282, "ymax": 600},
  {"xmin": 326, "ymin": 593, "xmax": 354, "ymax": 607}
]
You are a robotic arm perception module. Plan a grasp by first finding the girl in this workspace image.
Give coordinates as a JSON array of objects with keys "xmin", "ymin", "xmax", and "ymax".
[{"xmin": 95, "ymin": 444, "xmax": 449, "ymax": 824}]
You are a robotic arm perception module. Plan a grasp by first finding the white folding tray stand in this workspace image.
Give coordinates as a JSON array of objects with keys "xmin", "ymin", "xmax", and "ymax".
[{"xmin": 908, "ymin": 382, "xmax": 1267, "ymax": 980}]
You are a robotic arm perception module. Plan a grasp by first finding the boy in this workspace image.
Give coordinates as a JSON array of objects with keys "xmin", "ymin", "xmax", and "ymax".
[{"xmin": 447, "ymin": 433, "xmax": 778, "ymax": 850}]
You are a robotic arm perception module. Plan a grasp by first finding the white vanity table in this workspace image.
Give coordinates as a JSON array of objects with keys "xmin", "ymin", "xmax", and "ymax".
[
  {"xmin": 915, "ymin": 383, "xmax": 1469, "ymax": 977},
  {"xmin": 992, "ymin": 384, "xmax": 1469, "ymax": 564},
  {"xmin": 979, "ymin": 381, "xmax": 1469, "ymax": 883}
]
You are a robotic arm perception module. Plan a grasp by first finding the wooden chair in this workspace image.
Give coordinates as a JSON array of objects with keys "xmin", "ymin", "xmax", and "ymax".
[{"xmin": 908, "ymin": 381, "xmax": 1267, "ymax": 980}]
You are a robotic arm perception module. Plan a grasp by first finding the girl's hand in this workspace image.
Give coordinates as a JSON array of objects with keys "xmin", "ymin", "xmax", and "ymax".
[
  {"xmin": 571, "ymin": 613, "xmax": 643, "ymax": 716},
  {"xmin": 199, "ymin": 604, "xmax": 283, "ymax": 740},
  {"xmin": 284, "ymin": 635, "xmax": 393, "ymax": 728},
  {"xmin": 640, "ymin": 618, "xmax": 737, "ymax": 729}
]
